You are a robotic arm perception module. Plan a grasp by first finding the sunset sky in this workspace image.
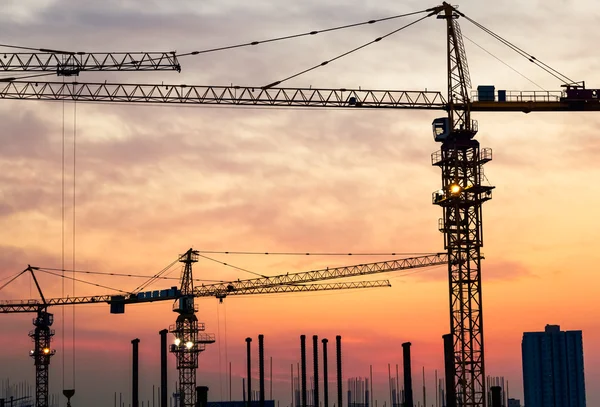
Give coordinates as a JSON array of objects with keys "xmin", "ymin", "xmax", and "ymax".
[{"xmin": 1, "ymin": 0, "xmax": 599, "ymax": 406}]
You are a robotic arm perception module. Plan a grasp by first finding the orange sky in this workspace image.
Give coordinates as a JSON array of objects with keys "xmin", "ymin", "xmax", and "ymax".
[{"xmin": 1, "ymin": 1, "xmax": 600, "ymax": 406}]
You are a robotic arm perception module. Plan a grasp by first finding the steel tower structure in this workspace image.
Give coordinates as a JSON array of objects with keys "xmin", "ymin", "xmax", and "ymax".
[
  {"xmin": 169, "ymin": 249, "xmax": 215, "ymax": 407},
  {"xmin": 431, "ymin": 4, "xmax": 494, "ymax": 406},
  {"xmin": 29, "ymin": 309, "xmax": 56, "ymax": 407},
  {"xmin": 23, "ymin": 268, "xmax": 57, "ymax": 407}
]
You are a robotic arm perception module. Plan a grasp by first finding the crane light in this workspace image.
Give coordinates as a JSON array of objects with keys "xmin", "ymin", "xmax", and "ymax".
[
  {"xmin": 174, "ymin": 338, "xmax": 181, "ymax": 346},
  {"xmin": 185, "ymin": 341, "xmax": 193, "ymax": 349},
  {"xmin": 43, "ymin": 347, "xmax": 50, "ymax": 354},
  {"xmin": 449, "ymin": 184, "xmax": 462, "ymax": 195}
]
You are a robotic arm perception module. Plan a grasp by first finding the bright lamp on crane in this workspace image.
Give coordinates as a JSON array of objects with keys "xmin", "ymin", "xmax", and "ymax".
[
  {"xmin": 449, "ymin": 183, "xmax": 462, "ymax": 195},
  {"xmin": 43, "ymin": 347, "xmax": 51, "ymax": 355},
  {"xmin": 185, "ymin": 341, "xmax": 194, "ymax": 349},
  {"xmin": 174, "ymin": 338, "xmax": 181, "ymax": 346}
]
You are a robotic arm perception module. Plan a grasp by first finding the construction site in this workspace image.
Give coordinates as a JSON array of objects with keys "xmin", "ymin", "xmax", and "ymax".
[{"xmin": 0, "ymin": 2, "xmax": 598, "ymax": 407}]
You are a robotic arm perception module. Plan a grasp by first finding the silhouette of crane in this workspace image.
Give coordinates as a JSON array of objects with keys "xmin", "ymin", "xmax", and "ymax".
[
  {"xmin": 2, "ymin": 3, "xmax": 598, "ymax": 407},
  {"xmin": 1, "ymin": 250, "xmax": 446, "ymax": 407}
]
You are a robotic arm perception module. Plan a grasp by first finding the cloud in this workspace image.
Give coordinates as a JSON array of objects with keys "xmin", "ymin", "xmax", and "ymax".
[{"xmin": 482, "ymin": 259, "xmax": 534, "ymax": 281}]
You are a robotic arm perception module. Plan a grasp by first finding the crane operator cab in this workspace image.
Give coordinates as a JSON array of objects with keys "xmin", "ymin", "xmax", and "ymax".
[
  {"xmin": 432, "ymin": 117, "xmax": 478, "ymax": 142},
  {"xmin": 432, "ymin": 117, "xmax": 450, "ymax": 142}
]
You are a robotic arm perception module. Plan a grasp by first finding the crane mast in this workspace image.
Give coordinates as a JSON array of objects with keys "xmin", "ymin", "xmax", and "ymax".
[
  {"xmin": 170, "ymin": 249, "xmax": 214, "ymax": 407},
  {"xmin": 432, "ymin": 3, "xmax": 493, "ymax": 407}
]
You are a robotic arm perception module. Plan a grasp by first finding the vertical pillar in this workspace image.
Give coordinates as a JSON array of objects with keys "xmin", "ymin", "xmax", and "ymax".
[
  {"xmin": 402, "ymin": 343, "xmax": 413, "ymax": 407},
  {"xmin": 336, "ymin": 336, "xmax": 342, "ymax": 407},
  {"xmin": 443, "ymin": 334, "xmax": 456, "ymax": 407},
  {"xmin": 490, "ymin": 387, "xmax": 501, "ymax": 407},
  {"xmin": 160, "ymin": 329, "xmax": 168, "ymax": 407},
  {"xmin": 259, "ymin": 335, "xmax": 265, "ymax": 407},
  {"xmin": 322, "ymin": 339, "xmax": 329, "ymax": 407},
  {"xmin": 132, "ymin": 339, "xmax": 140, "ymax": 407},
  {"xmin": 246, "ymin": 338, "xmax": 252, "ymax": 407},
  {"xmin": 301, "ymin": 335, "xmax": 307, "ymax": 407},
  {"xmin": 195, "ymin": 386, "xmax": 209, "ymax": 407},
  {"xmin": 313, "ymin": 336, "xmax": 319, "ymax": 407}
]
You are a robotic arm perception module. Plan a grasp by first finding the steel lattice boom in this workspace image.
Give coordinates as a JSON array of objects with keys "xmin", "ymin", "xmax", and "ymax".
[
  {"xmin": 0, "ymin": 52, "xmax": 181, "ymax": 75},
  {"xmin": 2, "ymin": 80, "xmax": 599, "ymax": 112},
  {"xmin": 0, "ymin": 253, "xmax": 443, "ymax": 313},
  {"xmin": 195, "ymin": 253, "xmax": 447, "ymax": 295},
  {"xmin": 0, "ymin": 81, "xmax": 447, "ymax": 109}
]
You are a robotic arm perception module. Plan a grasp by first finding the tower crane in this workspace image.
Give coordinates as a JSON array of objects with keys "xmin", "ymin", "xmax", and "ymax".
[
  {"xmin": 1, "ymin": 249, "xmax": 446, "ymax": 407},
  {"xmin": 2, "ymin": 3, "xmax": 599, "ymax": 407}
]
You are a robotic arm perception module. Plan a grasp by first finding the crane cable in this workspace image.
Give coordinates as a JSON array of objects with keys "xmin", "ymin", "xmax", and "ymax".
[
  {"xmin": 197, "ymin": 253, "xmax": 265, "ymax": 278},
  {"xmin": 131, "ymin": 257, "xmax": 182, "ymax": 293},
  {"xmin": 176, "ymin": 9, "xmax": 431, "ymax": 58},
  {"xmin": 61, "ymin": 67, "xmax": 66, "ymax": 391},
  {"xmin": 60, "ymin": 80, "xmax": 78, "ymax": 390},
  {"xmin": 37, "ymin": 268, "xmax": 133, "ymax": 295},
  {"xmin": 72, "ymin": 97, "xmax": 77, "ymax": 389},
  {"xmin": 462, "ymin": 34, "xmax": 546, "ymax": 91},
  {"xmin": 0, "ymin": 72, "xmax": 59, "ymax": 82},
  {"xmin": 0, "ymin": 269, "xmax": 28, "ymax": 291},
  {"xmin": 37, "ymin": 267, "xmax": 228, "ymax": 283},
  {"xmin": 262, "ymin": 12, "xmax": 435, "ymax": 89},
  {"xmin": 459, "ymin": 13, "xmax": 576, "ymax": 85}
]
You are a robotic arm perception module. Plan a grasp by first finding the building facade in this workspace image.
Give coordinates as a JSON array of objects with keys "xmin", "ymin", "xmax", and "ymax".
[{"xmin": 522, "ymin": 324, "xmax": 586, "ymax": 407}]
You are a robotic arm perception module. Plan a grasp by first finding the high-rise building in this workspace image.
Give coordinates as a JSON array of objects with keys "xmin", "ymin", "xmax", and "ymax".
[{"xmin": 522, "ymin": 324, "xmax": 586, "ymax": 407}]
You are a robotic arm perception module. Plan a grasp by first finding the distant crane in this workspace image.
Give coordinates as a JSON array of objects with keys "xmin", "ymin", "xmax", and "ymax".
[
  {"xmin": 1, "ymin": 250, "xmax": 447, "ymax": 407},
  {"xmin": 2, "ymin": 3, "xmax": 599, "ymax": 406}
]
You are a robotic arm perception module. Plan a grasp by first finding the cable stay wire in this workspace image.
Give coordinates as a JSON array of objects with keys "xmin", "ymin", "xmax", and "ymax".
[
  {"xmin": 131, "ymin": 256, "xmax": 182, "ymax": 294},
  {"xmin": 0, "ymin": 269, "xmax": 28, "ymax": 292},
  {"xmin": 462, "ymin": 34, "xmax": 546, "ymax": 91},
  {"xmin": 458, "ymin": 11, "xmax": 576, "ymax": 85},
  {"xmin": 261, "ymin": 12, "xmax": 434, "ymax": 89},
  {"xmin": 37, "ymin": 268, "xmax": 131, "ymax": 295},
  {"xmin": 197, "ymin": 253, "xmax": 265, "ymax": 278},
  {"xmin": 37, "ymin": 267, "xmax": 227, "ymax": 283},
  {"xmin": 176, "ymin": 9, "xmax": 431, "ymax": 58},
  {"xmin": 0, "ymin": 72, "xmax": 60, "ymax": 82},
  {"xmin": 195, "ymin": 250, "xmax": 441, "ymax": 256},
  {"xmin": 0, "ymin": 43, "xmax": 74, "ymax": 53}
]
